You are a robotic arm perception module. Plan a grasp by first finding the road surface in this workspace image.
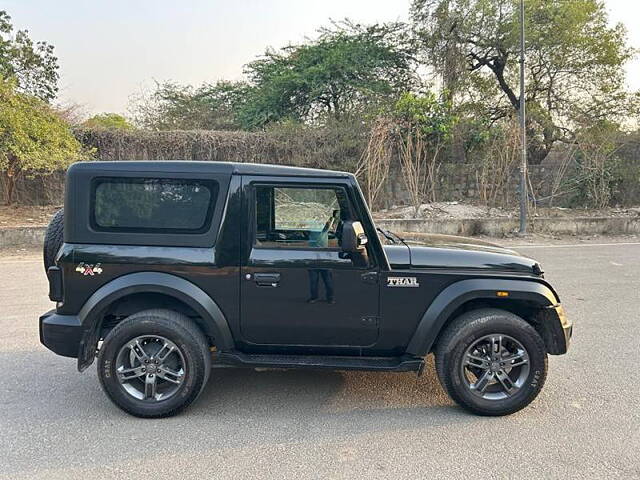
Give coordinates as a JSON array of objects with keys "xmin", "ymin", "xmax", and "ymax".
[{"xmin": 1, "ymin": 242, "xmax": 639, "ymax": 479}]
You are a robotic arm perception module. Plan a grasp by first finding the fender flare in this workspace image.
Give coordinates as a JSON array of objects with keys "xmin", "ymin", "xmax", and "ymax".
[
  {"xmin": 405, "ymin": 278, "xmax": 559, "ymax": 357},
  {"xmin": 77, "ymin": 272, "xmax": 234, "ymax": 371}
]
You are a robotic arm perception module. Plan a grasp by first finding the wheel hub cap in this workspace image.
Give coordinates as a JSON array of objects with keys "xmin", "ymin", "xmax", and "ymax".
[
  {"xmin": 115, "ymin": 335, "xmax": 186, "ymax": 402},
  {"xmin": 461, "ymin": 334, "xmax": 531, "ymax": 401}
]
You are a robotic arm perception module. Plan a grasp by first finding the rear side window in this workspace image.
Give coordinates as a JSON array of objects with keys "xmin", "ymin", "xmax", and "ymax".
[{"xmin": 93, "ymin": 178, "xmax": 217, "ymax": 233}]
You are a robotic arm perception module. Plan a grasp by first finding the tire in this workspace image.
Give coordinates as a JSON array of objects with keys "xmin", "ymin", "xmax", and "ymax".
[
  {"xmin": 43, "ymin": 208, "xmax": 64, "ymax": 271},
  {"xmin": 97, "ymin": 309, "xmax": 211, "ymax": 418},
  {"xmin": 435, "ymin": 308, "xmax": 547, "ymax": 416}
]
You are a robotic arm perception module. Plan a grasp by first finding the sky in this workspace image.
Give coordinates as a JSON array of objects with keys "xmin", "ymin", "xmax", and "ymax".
[{"xmin": 3, "ymin": 0, "xmax": 639, "ymax": 116}]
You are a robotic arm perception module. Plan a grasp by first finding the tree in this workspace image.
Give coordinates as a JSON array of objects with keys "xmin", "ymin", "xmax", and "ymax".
[
  {"xmin": 411, "ymin": 0, "xmax": 638, "ymax": 164},
  {"xmin": 0, "ymin": 10, "xmax": 59, "ymax": 101},
  {"xmin": 0, "ymin": 77, "xmax": 86, "ymax": 204},
  {"xmin": 130, "ymin": 80, "xmax": 248, "ymax": 130},
  {"xmin": 573, "ymin": 121, "xmax": 623, "ymax": 208},
  {"xmin": 239, "ymin": 21, "xmax": 419, "ymax": 129},
  {"xmin": 82, "ymin": 113, "xmax": 135, "ymax": 130},
  {"xmin": 394, "ymin": 92, "xmax": 456, "ymax": 214},
  {"xmin": 356, "ymin": 117, "xmax": 397, "ymax": 208}
]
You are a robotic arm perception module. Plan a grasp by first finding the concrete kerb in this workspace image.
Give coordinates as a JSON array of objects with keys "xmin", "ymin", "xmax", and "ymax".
[
  {"xmin": 376, "ymin": 217, "xmax": 640, "ymax": 237},
  {"xmin": 1, "ymin": 216, "xmax": 640, "ymax": 248},
  {"xmin": 0, "ymin": 226, "xmax": 46, "ymax": 247}
]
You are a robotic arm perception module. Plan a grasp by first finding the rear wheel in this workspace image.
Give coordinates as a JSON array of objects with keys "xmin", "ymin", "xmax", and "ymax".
[
  {"xmin": 435, "ymin": 308, "xmax": 547, "ymax": 416},
  {"xmin": 97, "ymin": 309, "xmax": 211, "ymax": 418}
]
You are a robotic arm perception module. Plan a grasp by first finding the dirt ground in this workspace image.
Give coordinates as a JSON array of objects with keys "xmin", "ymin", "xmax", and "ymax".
[{"xmin": 0, "ymin": 205, "xmax": 62, "ymax": 227}]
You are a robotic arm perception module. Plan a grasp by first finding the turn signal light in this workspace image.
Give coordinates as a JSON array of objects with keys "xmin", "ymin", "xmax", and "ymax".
[{"xmin": 496, "ymin": 291, "xmax": 509, "ymax": 297}]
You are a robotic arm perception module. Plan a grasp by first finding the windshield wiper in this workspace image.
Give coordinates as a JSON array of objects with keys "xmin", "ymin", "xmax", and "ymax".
[
  {"xmin": 377, "ymin": 227, "xmax": 405, "ymax": 245},
  {"xmin": 376, "ymin": 227, "xmax": 395, "ymax": 243}
]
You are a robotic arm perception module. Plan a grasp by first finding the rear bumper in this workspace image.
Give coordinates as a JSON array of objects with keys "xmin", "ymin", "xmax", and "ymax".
[{"xmin": 39, "ymin": 309, "xmax": 82, "ymax": 358}]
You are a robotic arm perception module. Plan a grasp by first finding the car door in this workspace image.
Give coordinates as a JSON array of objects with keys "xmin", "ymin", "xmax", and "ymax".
[{"xmin": 239, "ymin": 177, "xmax": 380, "ymax": 350}]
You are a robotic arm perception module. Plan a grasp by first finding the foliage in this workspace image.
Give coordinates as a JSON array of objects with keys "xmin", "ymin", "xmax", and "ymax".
[
  {"xmin": 473, "ymin": 120, "xmax": 521, "ymax": 207},
  {"xmin": 54, "ymin": 102, "xmax": 88, "ymax": 127},
  {"xmin": 394, "ymin": 92, "xmax": 456, "ymax": 214},
  {"xmin": 75, "ymin": 117, "xmax": 367, "ymax": 172},
  {"xmin": 610, "ymin": 131, "xmax": 640, "ymax": 206},
  {"xmin": 238, "ymin": 21, "xmax": 419, "ymax": 129},
  {"xmin": 82, "ymin": 113, "xmax": 134, "ymax": 130},
  {"xmin": 0, "ymin": 10, "xmax": 59, "ymax": 101},
  {"xmin": 571, "ymin": 121, "xmax": 624, "ymax": 208},
  {"xmin": 357, "ymin": 93, "xmax": 458, "ymax": 213},
  {"xmin": 128, "ymin": 22, "xmax": 417, "ymax": 131},
  {"xmin": 130, "ymin": 80, "xmax": 248, "ymax": 131},
  {"xmin": 0, "ymin": 77, "xmax": 86, "ymax": 203},
  {"xmin": 411, "ymin": 0, "xmax": 639, "ymax": 164},
  {"xmin": 356, "ymin": 117, "xmax": 397, "ymax": 208},
  {"xmin": 394, "ymin": 92, "xmax": 455, "ymax": 138}
]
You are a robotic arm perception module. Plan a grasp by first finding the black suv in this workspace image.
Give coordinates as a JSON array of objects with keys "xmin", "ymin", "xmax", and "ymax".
[{"xmin": 40, "ymin": 161, "xmax": 572, "ymax": 418}]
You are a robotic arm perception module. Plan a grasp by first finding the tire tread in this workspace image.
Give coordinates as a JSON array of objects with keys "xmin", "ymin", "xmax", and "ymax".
[{"xmin": 43, "ymin": 208, "xmax": 64, "ymax": 271}]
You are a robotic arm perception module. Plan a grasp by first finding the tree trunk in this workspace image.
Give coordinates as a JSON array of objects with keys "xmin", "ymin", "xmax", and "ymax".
[
  {"xmin": 3, "ymin": 160, "xmax": 21, "ymax": 205},
  {"xmin": 3, "ymin": 172, "xmax": 16, "ymax": 205}
]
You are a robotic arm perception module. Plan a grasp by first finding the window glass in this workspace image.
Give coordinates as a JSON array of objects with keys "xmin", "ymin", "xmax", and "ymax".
[
  {"xmin": 255, "ymin": 186, "xmax": 348, "ymax": 248},
  {"xmin": 93, "ymin": 178, "xmax": 216, "ymax": 232}
]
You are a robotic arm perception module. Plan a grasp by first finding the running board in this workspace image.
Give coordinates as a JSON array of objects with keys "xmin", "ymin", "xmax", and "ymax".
[{"xmin": 215, "ymin": 351, "xmax": 424, "ymax": 373}]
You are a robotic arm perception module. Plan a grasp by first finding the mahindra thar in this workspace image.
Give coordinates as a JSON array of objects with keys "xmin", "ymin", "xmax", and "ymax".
[{"xmin": 40, "ymin": 161, "xmax": 572, "ymax": 418}]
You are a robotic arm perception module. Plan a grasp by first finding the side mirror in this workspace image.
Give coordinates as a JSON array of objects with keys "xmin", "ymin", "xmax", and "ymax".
[{"xmin": 340, "ymin": 220, "xmax": 368, "ymax": 253}]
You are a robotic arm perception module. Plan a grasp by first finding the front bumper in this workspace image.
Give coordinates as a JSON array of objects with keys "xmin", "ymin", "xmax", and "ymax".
[
  {"xmin": 39, "ymin": 309, "xmax": 82, "ymax": 358},
  {"xmin": 541, "ymin": 303, "xmax": 573, "ymax": 354},
  {"xmin": 556, "ymin": 304, "xmax": 573, "ymax": 347}
]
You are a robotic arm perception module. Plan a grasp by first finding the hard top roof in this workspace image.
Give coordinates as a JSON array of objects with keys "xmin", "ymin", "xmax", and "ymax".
[{"xmin": 68, "ymin": 161, "xmax": 351, "ymax": 178}]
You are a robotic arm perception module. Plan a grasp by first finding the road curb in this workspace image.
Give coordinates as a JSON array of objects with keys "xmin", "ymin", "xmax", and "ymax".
[
  {"xmin": 376, "ymin": 216, "xmax": 640, "ymax": 237},
  {"xmin": 1, "ymin": 216, "xmax": 639, "ymax": 248},
  {"xmin": 0, "ymin": 226, "xmax": 46, "ymax": 248}
]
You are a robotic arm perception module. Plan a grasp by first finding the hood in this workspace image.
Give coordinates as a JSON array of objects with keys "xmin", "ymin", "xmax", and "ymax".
[{"xmin": 384, "ymin": 233, "xmax": 541, "ymax": 275}]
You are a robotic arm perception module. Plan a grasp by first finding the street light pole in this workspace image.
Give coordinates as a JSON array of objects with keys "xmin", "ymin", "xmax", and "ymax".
[{"xmin": 518, "ymin": 0, "xmax": 528, "ymax": 234}]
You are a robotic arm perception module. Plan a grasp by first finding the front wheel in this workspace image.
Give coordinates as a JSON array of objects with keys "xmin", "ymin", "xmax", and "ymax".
[
  {"xmin": 97, "ymin": 309, "xmax": 211, "ymax": 418},
  {"xmin": 435, "ymin": 308, "xmax": 547, "ymax": 416}
]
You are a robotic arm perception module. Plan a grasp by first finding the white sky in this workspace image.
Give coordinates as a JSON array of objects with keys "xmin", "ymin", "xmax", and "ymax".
[{"xmin": 3, "ymin": 0, "xmax": 639, "ymax": 115}]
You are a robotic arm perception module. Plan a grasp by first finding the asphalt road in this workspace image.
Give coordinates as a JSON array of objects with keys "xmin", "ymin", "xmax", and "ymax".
[{"xmin": 1, "ymin": 242, "xmax": 639, "ymax": 479}]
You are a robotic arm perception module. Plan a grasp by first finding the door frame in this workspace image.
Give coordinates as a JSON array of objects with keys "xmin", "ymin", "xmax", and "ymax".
[{"xmin": 236, "ymin": 175, "xmax": 382, "ymax": 352}]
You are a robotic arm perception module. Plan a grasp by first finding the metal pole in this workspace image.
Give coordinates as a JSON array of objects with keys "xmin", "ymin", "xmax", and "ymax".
[{"xmin": 518, "ymin": 0, "xmax": 528, "ymax": 234}]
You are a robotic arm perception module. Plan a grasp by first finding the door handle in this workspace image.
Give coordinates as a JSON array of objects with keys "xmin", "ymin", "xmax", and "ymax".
[
  {"xmin": 361, "ymin": 271, "xmax": 378, "ymax": 284},
  {"xmin": 254, "ymin": 273, "xmax": 281, "ymax": 287}
]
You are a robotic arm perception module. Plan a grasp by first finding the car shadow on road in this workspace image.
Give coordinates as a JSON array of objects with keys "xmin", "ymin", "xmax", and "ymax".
[{"xmin": 185, "ymin": 355, "xmax": 477, "ymax": 431}]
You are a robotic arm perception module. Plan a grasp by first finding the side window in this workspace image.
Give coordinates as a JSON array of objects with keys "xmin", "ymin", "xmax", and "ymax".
[
  {"xmin": 254, "ymin": 185, "xmax": 350, "ymax": 249},
  {"xmin": 93, "ymin": 178, "xmax": 217, "ymax": 233}
]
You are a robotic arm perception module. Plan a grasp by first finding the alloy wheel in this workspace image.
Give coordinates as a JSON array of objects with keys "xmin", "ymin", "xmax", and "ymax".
[
  {"xmin": 461, "ymin": 334, "xmax": 530, "ymax": 400},
  {"xmin": 115, "ymin": 335, "xmax": 186, "ymax": 402}
]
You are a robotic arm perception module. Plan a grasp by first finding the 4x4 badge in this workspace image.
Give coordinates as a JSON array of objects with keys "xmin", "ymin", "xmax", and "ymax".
[
  {"xmin": 387, "ymin": 276, "xmax": 419, "ymax": 288},
  {"xmin": 76, "ymin": 262, "xmax": 103, "ymax": 276}
]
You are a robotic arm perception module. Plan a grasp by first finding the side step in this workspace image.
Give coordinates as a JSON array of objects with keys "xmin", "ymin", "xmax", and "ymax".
[{"xmin": 215, "ymin": 351, "xmax": 424, "ymax": 373}]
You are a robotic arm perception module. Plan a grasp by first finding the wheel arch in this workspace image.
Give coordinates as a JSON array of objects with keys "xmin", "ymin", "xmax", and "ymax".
[
  {"xmin": 406, "ymin": 278, "xmax": 561, "ymax": 357},
  {"xmin": 76, "ymin": 272, "xmax": 234, "ymax": 371}
]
